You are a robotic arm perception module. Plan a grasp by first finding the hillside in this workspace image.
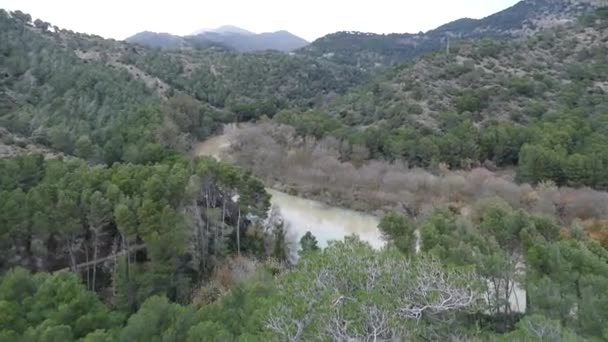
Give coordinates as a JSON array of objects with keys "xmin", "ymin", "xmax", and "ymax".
[
  {"xmin": 127, "ymin": 27, "xmax": 310, "ymax": 52},
  {"xmin": 125, "ymin": 31, "xmax": 189, "ymax": 49},
  {"xmin": 0, "ymin": 10, "xmax": 366, "ymax": 163},
  {"xmin": 300, "ymin": 0, "xmax": 599, "ymax": 68},
  {"xmin": 277, "ymin": 8, "xmax": 608, "ymax": 188}
]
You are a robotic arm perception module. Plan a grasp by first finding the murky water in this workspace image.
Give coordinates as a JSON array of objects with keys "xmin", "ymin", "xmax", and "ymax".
[
  {"xmin": 193, "ymin": 130, "xmax": 383, "ymax": 248},
  {"xmin": 267, "ymin": 189, "xmax": 382, "ymax": 248}
]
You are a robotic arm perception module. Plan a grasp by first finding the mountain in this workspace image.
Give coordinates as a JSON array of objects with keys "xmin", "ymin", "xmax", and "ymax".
[
  {"xmin": 212, "ymin": 25, "xmax": 254, "ymax": 35},
  {"xmin": 127, "ymin": 26, "xmax": 309, "ymax": 52},
  {"xmin": 125, "ymin": 31, "xmax": 187, "ymax": 48},
  {"xmin": 300, "ymin": 0, "xmax": 600, "ymax": 68},
  {"xmin": 191, "ymin": 25, "xmax": 255, "ymax": 36},
  {"xmin": 187, "ymin": 30, "xmax": 309, "ymax": 52}
]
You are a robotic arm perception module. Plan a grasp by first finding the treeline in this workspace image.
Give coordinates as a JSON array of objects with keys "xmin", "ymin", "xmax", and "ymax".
[
  {"xmin": 275, "ymin": 109, "xmax": 608, "ymax": 188},
  {"xmin": 3, "ymin": 199, "xmax": 607, "ymax": 340}
]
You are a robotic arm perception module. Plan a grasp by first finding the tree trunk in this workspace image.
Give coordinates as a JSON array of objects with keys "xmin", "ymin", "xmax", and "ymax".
[
  {"xmin": 112, "ymin": 236, "xmax": 119, "ymax": 299},
  {"xmin": 121, "ymin": 233, "xmax": 133, "ymax": 311},
  {"xmin": 92, "ymin": 230, "xmax": 99, "ymax": 292},
  {"xmin": 67, "ymin": 235, "xmax": 78, "ymax": 272},
  {"xmin": 192, "ymin": 199, "xmax": 206, "ymax": 275},
  {"xmin": 219, "ymin": 197, "xmax": 225, "ymax": 256},
  {"xmin": 236, "ymin": 207, "xmax": 241, "ymax": 256},
  {"xmin": 85, "ymin": 244, "xmax": 90, "ymax": 290}
]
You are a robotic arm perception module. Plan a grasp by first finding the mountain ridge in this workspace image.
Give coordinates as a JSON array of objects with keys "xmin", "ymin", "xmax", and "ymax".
[
  {"xmin": 299, "ymin": 0, "xmax": 601, "ymax": 68},
  {"xmin": 126, "ymin": 26, "xmax": 309, "ymax": 52}
]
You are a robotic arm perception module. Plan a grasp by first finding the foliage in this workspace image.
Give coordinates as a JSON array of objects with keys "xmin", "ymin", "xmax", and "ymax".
[
  {"xmin": 298, "ymin": 231, "xmax": 319, "ymax": 256},
  {"xmin": 121, "ymin": 47, "xmax": 369, "ymax": 118},
  {"xmin": 378, "ymin": 212, "xmax": 416, "ymax": 256},
  {"xmin": 0, "ymin": 154, "xmax": 271, "ymax": 310},
  {"xmin": 0, "ymin": 268, "xmax": 123, "ymax": 340},
  {"xmin": 265, "ymin": 237, "xmax": 483, "ymax": 340}
]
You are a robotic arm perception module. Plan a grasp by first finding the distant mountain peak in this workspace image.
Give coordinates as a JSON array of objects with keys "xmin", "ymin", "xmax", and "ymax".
[
  {"xmin": 214, "ymin": 25, "xmax": 254, "ymax": 36},
  {"xmin": 191, "ymin": 25, "xmax": 254, "ymax": 36},
  {"xmin": 127, "ymin": 25, "xmax": 309, "ymax": 52}
]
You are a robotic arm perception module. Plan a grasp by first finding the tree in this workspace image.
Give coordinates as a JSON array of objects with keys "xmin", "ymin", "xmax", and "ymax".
[
  {"xmin": 379, "ymin": 212, "xmax": 417, "ymax": 256},
  {"xmin": 299, "ymin": 231, "xmax": 319, "ymax": 256},
  {"xmin": 76, "ymin": 135, "xmax": 95, "ymax": 161},
  {"xmin": 0, "ymin": 270, "xmax": 120, "ymax": 339},
  {"xmin": 33, "ymin": 19, "xmax": 50, "ymax": 31},
  {"xmin": 119, "ymin": 296, "xmax": 197, "ymax": 342},
  {"xmin": 501, "ymin": 315, "xmax": 581, "ymax": 341},
  {"xmin": 113, "ymin": 200, "xmax": 139, "ymax": 312},
  {"xmin": 86, "ymin": 191, "xmax": 112, "ymax": 291},
  {"xmin": 11, "ymin": 10, "xmax": 32, "ymax": 24},
  {"xmin": 517, "ymin": 144, "xmax": 566, "ymax": 185},
  {"xmin": 265, "ymin": 237, "xmax": 482, "ymax": 340},
  {"xmin": 523, "ymin": 233, "xmax": 608, "ymax": 338}
]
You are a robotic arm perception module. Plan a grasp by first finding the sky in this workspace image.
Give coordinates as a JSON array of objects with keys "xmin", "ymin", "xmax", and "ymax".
[{"xmin": 0, "ymin": 0, "xmax": 520, "ymax": 41}]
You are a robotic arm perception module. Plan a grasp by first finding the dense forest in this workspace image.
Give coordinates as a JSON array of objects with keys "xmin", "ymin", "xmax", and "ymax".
[{"xmin": 1, "ymin": 4, "xmax": 608, "ymax": 341}]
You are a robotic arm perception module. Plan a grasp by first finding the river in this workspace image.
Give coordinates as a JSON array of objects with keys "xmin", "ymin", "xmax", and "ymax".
[
  {"xmin": 194, "ymin": 128, "xmax": 527, "ymax": 312},
  {"xmin": 193, "ymin": 128, "xmax": 383, "ymax": 249}
]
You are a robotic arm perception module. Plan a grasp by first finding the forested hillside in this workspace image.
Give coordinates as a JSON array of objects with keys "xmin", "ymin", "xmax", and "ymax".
[
  {"xmin": 300, "ymin": 0, "xmax": 598, "ymax": 68},
  {"xmin": 277, "ymin": 8, "xmax": 608, "ymax": 188},
  {"xmin": 0, "ymin": 9, "xmax": 367, "ymax": 163},
  {"xmin": 118, "ymin": 47, "xmax": 368, "ymax": 119}
]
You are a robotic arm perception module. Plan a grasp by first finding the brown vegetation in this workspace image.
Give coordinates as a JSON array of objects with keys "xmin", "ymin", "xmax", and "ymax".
[
  {"xmin": 582, "ymin": 219, "xmax": 608, "ymax": 248},
  {"xmin": 228, "ymin": 123, "xmax": 608, "ymax": 224}
]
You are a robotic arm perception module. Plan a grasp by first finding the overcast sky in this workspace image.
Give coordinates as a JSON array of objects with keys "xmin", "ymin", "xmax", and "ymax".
[{"xmin": 0, "ymin": 0, "xmax": 520, "ymax": 41}]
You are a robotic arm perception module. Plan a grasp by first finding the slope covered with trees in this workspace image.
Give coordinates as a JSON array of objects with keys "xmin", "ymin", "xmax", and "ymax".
[
  {"xmin": 119, "ymin": 47, "xmax": 369, "ymax": 120},
  {"xmin": 0, "ymin": 9, "xmax": 368, "ymax": 164},
  {"xmin": 300, "ymin": 0, "xmax": 598, "ymax": 69},
  {"xmin": 276, "ymin": 8, "xmax": 608, "ymax": 188}
]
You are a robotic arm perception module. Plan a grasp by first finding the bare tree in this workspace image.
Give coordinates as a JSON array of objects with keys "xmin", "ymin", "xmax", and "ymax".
[{"xmin": 265, "ymin": 239, "xmax": 481, "ymax": 340}]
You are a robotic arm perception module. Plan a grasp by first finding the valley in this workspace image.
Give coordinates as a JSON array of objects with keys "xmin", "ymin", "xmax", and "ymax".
[
  {"xmin": 1, "ymin": 3, "xmax": 608, "ymax": 341},
  {"xmin": 193, "ymin": 126, "xmax": 383, "ymax": 250}
]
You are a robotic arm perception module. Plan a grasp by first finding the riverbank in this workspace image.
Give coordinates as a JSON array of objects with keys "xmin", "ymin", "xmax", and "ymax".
[{"xmin": 196, "ymin": 123, "xmax": 608, "ymax": 228}]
